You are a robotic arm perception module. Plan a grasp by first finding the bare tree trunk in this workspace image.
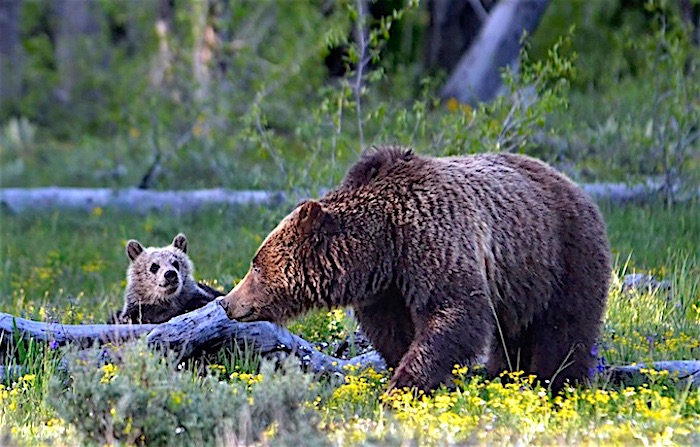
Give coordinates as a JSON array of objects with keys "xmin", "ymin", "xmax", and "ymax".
[
  {"xmin": 424, "ymin": 0, "xmax": 490, "ymax": 74},
  {"xmin": 52, "ymin": 0, "xmax": 102, "ymax": 103},
  {"xmin": 439, "ymin": 0, "xmax": 550, "ymax": 105},
  {"xmin": 151, "ymin": 0, "xmax": 175, "ymax": 87},
  {"xmin": 679, "ymin": 0, "xmax": 700, "ymax": 47},
  {"xmin": 0, "ymin": 0, "xmax": 23, "ymax": 115}
]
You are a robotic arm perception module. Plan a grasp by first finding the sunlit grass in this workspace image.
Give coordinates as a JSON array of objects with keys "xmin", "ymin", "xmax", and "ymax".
[{"xmin": 318, "ymin": 366, "xmax": 700, "ymax": 446}]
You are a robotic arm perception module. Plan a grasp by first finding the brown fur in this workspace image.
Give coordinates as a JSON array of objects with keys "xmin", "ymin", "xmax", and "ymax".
[
  {"xmin": 221, "ymin": 146, "xmax": 611, "ymax": 392},
  {"xmin": 112, "ymin": 234, "xmax": 222, "ymax": 324}
]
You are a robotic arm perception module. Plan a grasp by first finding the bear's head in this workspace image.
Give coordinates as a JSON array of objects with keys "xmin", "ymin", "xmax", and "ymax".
[
  {"xmin": 221, "ymin": 200, "xmax": 347, "ymax": 324},
  {"xmin": 121, "ymin": 233, "xmax": 195, "ymax": 323}
]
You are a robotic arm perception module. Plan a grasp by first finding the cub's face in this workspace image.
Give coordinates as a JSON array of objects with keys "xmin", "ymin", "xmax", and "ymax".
[
  {"xmin": 125, "ymin": 234, "xmax": 192, "ymax": 305},
  {"xmin": 222, "ymin": 200, "xmax": 334, "ymax": 324}
]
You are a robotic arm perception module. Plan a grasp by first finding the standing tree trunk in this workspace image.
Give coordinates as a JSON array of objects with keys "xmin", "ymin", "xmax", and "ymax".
[
  {"xmin": 52, "ymin": 0, "xmax": 102, "ymax": 103},
  {"xmin": 0, "ymin": 0, "xmax": 23, "ymax": 117},
  {"xmin": 439, "ymin": 0, "xmax": 550, "ymax": 105},
  {"xmin": 679, "ymin": 0, "xmax": 700, "ymax": 47},
  {"xmin": 424, "ymin": 0, "xmax": 493, "ymax": 74}
]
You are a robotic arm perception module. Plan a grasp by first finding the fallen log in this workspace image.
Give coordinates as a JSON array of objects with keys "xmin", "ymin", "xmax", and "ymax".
[
  {"xmin": 146, "ymin": 299, "xmax": 386, "ymax": 374},
  {"xmin": 1, "ymin": 304, "xmax": 696, "ymax": 389},
  {"xmin": 2, "ymin": 183, "xmax": 698, "ymax": 214},
  {"xmin": 0, "ymin": 313, "xmax": 156, "ymax": 347},
  {"xmin": 608, "ymin": 361, "xmax": 700, "ymax": 388},
  {"xmin": 0, "ymin": 300, "xmax": 386, "ymax": 378},
  {"xmin": 0, "ymin": 187, "xmax": 287, "ymax": 214}
]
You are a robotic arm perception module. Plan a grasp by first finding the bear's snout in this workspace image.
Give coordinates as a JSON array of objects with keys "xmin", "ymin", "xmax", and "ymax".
[
  {"xmin": 221, "ymin": 273, "xmax": 258, "ymax": 321},
  {"xmin": 221, "ymin": 291, "xmax": 255, "ymax": 321}
]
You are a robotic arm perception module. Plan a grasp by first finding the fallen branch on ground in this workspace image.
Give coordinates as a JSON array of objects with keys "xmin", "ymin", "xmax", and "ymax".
[
  {"xmin": 2, "ymin": 182, "xmax": 698, "ymax": 214},
  {"xmin": 1, "ymin": 302, "xmax": 697, "ymax": 389},
  {"xmin": 0, "ymin": 300, "xmax": 385, "ymax": 378},
  {"xmin": 0, "ymin": 312, "xmax": 156, "ymax": 347}
]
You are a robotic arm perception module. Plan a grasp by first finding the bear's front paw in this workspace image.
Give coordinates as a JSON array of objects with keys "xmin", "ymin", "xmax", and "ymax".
[{"xmin": 388, "ymin": 367, "xmax": 429, "ymax": 393}]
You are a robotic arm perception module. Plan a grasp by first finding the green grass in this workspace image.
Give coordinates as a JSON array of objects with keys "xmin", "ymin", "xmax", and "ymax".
[
  {"xmin": 0, "ymin": 201, "xmax": 698, "ymax": 445},
  {"xmin": 601, "ymin": 200, "xmax": 700, "ymax": 270},
  {"xmin": 0, "ymin": 205, "xmax": 288, "ymax": 322}
]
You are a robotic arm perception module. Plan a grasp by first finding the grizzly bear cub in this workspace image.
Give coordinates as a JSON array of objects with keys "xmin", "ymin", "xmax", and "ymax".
[
  {"xmin": 112, "ymin": 233, "xmax": 223, "ymax": 324},
  {"xmin": 222, "ymin": 147, "xmax": 611, "ymax": 392}
]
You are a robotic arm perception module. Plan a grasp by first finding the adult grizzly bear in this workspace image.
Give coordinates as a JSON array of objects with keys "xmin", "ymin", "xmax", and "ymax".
[{"xmin": 222, "ymin": 147, "xmax": 611, "ymax": 392}]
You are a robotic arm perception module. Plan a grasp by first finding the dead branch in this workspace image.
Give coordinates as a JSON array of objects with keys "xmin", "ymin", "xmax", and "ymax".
[
  {"xmin": 0, "ymin": 313, "xmax": 156, "ymax": 347},
  {"xmin": 2, "ymin": 183, "xmax": 699, "ymax": 215},
  {"xmin": 0, "ymin": 301, "xmax": 386, "ymax": 378},
  {"xmin": 0, "ymin": 303, "xmax": 697, "ymax": 389},
  {"xmin": 146, "ymin": 300, "xmax": 386, "ymax": 374}
]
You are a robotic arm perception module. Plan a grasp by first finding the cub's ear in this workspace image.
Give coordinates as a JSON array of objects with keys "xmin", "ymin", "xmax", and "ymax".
[
  {"xmin": 126, "ymin": 240, "xmax": 144, "ymax": 261},
  {"xmin": 172, "ymin": 233, "xmax": 188, "ymax": 253},
  {"xmin": 297, "ymin": 200, "xmax": 338, "ymax": 234}
]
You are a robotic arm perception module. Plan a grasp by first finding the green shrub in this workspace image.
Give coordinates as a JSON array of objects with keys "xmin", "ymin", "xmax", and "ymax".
[{"xmin": 49, "ymin": 341, "xmax": 328, "ymax": 446}]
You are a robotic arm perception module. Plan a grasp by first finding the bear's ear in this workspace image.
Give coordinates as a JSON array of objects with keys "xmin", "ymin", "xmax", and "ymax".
[
  {"xmin": 126, "ymin": 240, "xmax": 144, "ymax": 261},
  {"xmin": 297, "ymin": 200, "xmax": 326, "ymax": 234},
  {"xmin": 172, "ymin": 233, "xmax": 188, "ymax": 253}
]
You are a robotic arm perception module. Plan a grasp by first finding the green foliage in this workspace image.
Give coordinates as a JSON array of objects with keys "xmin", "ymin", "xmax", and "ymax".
[
  {"xmin": 0, "ymin": 205, "xmax": 286, "ymax": 322},
  {"xmin": 48, "ymin": 341, "xmax": 326, "ymax": 446},
  {"xmin": 532, "ymin": 0, "xmax": 692, "ymax": 90},
  {"xmin": 540, "ymin": 2, "xmax": 699, "ymax": 197}
]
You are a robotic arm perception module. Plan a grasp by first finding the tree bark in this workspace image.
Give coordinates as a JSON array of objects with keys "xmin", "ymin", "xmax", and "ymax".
[
  {"xmin": 1, "ymin": 303, "xmax": 697, "ymax": 389},
  {"xmin": 52, "ymin": 0, "xmax": 103, "ymax": 103},
  {"xmin": 0, "ymin": 300, "xmax": 386, "ymax": 375},
  {"xmin": 2, "ymin": 182, "xmax": 697, "ymax": 215},
  {"xmin": 424, "ymin": 0, "xmax": 489, "ymax": 74},
  {"xmin": 0, "ymin": 0, "xmax": 23, "ymax": 115},
  {"xmin": 439, "ymin": 0, "xmax": 550, "ymax": 105}
]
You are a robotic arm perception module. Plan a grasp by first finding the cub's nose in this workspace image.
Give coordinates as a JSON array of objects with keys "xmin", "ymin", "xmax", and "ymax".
[{"xmin": 164, "ymin": 270, "xmax": 177, "ymax": 281}]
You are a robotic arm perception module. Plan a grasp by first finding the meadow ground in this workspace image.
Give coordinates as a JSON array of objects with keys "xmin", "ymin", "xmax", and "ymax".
[{"xmin": 0, "ymin": 200, "xmax": 698, "ymax": 445}]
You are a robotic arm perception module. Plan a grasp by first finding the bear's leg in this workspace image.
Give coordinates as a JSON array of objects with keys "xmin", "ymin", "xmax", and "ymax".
[
  {"xmin": 525, "ymin": 205, "xmax": 610, "ymax": 393},
  {"xmin": 527, "ymin": 292, "xmax": 605, "ymax": 392},
  {"xmin": 486, "ymin": 328, "xmax": 534, "ymax": 377},
  {"xmin": 355, "ymin": 285, "xmax": 415, "ymax": 368},
  {"xmin": 389, "ymin": 302, "xmax": 493, "ymax": 391}
]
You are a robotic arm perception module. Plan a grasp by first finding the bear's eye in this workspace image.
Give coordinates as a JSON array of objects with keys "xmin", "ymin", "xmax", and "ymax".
[
  {"xmin": 172, "ymin": 260, "xmax": 180, "ymax": 271},
  {"xmin": 149, "ymin": 263, "xmax": 159, "ymax": 274}
]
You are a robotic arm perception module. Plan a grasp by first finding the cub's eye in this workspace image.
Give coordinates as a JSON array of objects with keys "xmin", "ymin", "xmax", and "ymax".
[
  {"xmin": 149, "ymin": 263, "xmax": 159, "ymax": 274},
  {"xmin": 172, "ymin": 261, "xmax": 180, "ymax": 270}
]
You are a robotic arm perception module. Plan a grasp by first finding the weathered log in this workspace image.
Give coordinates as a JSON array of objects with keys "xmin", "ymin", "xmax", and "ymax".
[
  {"xmin": 0, "ymin": 365, "xmax": 26, "ymax": 383},
  {"xmin": 0, "ymin": 304, "xmax": 697, "ymax": 389},
  {"xmin": 0, "ymin": 187, "xmax": 287, "ymax": 214},
  {"xmin": 147, "ymin": 300, "xmax": 386, "ymax": 374},
  {"xmin": 0, "ymin": 313, "xmax": 156, "ymax": 347},
  {"xmin": 608, "ymin": 361, "xmax": 700, "ymax": 388},
  {"xmin": 2, "ymin": 183, "xmax": 698, "ymax": 215},
  {"xmin": 0, "ymin": 301, "xmax": 386, "ymax": 377}
]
